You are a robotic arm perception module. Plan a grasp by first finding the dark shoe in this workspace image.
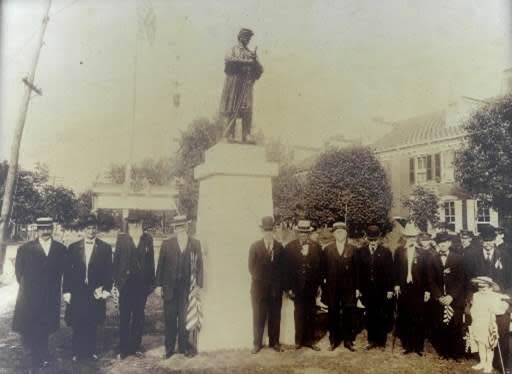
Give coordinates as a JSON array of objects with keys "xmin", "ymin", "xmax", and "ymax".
[
  {"xmin": 415, "ymin": 350, "xmax": 423, "ymax": 357},
  {"xmin": 295, "ymin": 344, "xmax": 303, "ymax": 350},
  {"xmin": 185, "ymin": 351, "xmax": 196, "ymax": 358},
  {"xmin": 271, "ymin": 344, "xmax": 283, "ymax": 352},
  {"xmin": 403, "ymin": 349, "xmax": 413, "ymax": 355},
  {"xmin": 366, "ymin": 343, "xmax": 378, "ymax": 350},
  {"xmin": 134, "ymin": 351, "xmax": 145, "ymax": 358},
  {"xmin": 344, "ymin": 342, "xmax": 356, "ymax": 352},
  {"xmin": 251, "ymin": 346, "xmax": 262, "ymax": 354},
  {"xmin": 165, "ymin": 351, "xmax": 174, "ymax": 359},
  {"xmin": 306, "ymin": 344, "xmax": 321, "ymax": 351}
]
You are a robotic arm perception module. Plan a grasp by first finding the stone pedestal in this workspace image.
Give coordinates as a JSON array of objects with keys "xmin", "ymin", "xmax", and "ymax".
[{"xmin": 194, "ymin": 143, "xmax": 278, "ymax": 350}]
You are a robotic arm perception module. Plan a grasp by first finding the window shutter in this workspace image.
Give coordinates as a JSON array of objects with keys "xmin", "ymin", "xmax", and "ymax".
[
  {"xmin": 435, "ymin": 153, "xmax": 441, "ymax": 181},
  {"xmin": 409, "ymin": 158, "xmax": 415, "ymax": 185},
  {"xmin": 426, "ymin": 155, "xmax": 433, "ymax": 180}
]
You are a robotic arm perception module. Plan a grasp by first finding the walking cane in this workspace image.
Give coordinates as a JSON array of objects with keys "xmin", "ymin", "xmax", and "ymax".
[
  {"xmin": 391, "ymin": 294, "xmax": 399, "ymax": 354},
  {"xmin": 497, "ymin": 340, "xmax": 506, "ymax": 374}
]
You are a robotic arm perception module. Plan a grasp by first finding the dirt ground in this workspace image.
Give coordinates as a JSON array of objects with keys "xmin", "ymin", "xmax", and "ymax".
[{"xmin": 0, "ymin": 285, "xmax": 488, "ymax": 374}]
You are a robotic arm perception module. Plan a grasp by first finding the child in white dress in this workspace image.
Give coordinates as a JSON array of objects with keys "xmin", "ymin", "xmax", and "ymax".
[{"xmin": 469, "ymin": 276, "xmax": 510, "ymax": 373}]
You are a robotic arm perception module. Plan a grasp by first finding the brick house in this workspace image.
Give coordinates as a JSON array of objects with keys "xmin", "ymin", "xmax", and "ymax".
[{"xmin": 373, "ymin": 97, "xmax": 499, "ymax": 233}]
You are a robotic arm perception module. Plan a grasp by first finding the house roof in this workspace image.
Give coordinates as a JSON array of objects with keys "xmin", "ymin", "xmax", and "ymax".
[{"xmin": 372, "ymin": 110, "xmax": 466, "ymax": 153}]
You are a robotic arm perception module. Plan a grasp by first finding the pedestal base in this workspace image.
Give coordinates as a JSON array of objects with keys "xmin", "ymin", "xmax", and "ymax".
[{"xmin": 194, "ymin": 143, "xmax": 279, "ymax": 350}]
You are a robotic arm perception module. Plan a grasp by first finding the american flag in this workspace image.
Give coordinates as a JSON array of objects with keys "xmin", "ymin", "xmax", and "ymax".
[{"xmin": 186, "ymin": 252, "xmax": 202, "ymax": 332}]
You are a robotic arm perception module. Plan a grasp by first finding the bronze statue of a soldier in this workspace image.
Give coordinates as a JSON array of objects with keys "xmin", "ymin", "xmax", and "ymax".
[{"xmin": 219, "ymin": 28, "xmax": 263, "ymax": 143}]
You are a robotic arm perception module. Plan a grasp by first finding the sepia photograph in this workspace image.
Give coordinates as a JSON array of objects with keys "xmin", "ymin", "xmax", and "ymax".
[{"xmin": 0, "ymin": 0, "xmax": 511, "ymax": 373}]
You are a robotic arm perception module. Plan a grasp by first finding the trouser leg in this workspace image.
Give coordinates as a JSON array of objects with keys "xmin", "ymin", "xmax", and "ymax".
[
  {"xmin": 118, "ymin": 287, "xmax": 132, "ymax": 356},
  {"xmin": 294, "ymin": 298, "xmax": 305, "ymax": 345},
  {"xmin": 177, "ymin": 291, "xmax": 190, "ymax": 354},
  {"xmin": 251, "ymin": 292, "xmax": 266, "ymax": 348},
  {"xmin": 494, "ymin": 313, "xmax": 510, "ymax": 371},
  {"xmin": 164, "ymin": 299, "xmax": 178, "ymax": 355},
  {"xmin": 328, "ymin": 299, "xmax": 341, "ymax": 346},
  {"xmin": 268, "ymin": 295, "xmax": 282, "ymax": 347},
  {"xmin": 130, "ymin": 291, "xmax": 147, "ymax": 353},
  {"xmin": 342, "ymin": 305, "xmax": 354, "ymax": 343}
]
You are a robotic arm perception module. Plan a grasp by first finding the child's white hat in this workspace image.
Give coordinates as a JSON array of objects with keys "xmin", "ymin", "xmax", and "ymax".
[{"xmin": 471, "ymin": 276, "xmax": 500, "ymax": 291}]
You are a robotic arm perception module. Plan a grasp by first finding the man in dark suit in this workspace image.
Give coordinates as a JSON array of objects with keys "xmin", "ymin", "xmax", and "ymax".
[
  {"xmin": 393, "ymin": 223, "xmax": 430, "ymax": 356},
  {"xmin": 465, "ymin": 225, "xmax": 512, "ymax": 372},
  {"xmin": 248, "ymin": 216, "xmax": 285, "ymax": 354},
  {"xmin": 12, "ymin": 217, "xmax": 67, "ymax": 370},
  {"xmin": 63, "ymin": 214, "xmax": 113, "ymax": 361},
  {"xmin": 284, "ymin": 220, "xmax": 322, "ymax": 351},
  {"xmin": 428, "ymin": 231, "xmax": 465, "ymax": 360},
  {"xmin": 323, "ymin": 221, "xmax": 357, "ymax": 352},
  {"xmin": 355, "ymin": 225, "xmax": 394, "ymax": 350},
  {"xmin": 156, "ymin": 215, "xmax": 203, "ymax": 358},
  {"xmin": 113, "ymin": 215, "xmax": 155, "ymax": 359}
]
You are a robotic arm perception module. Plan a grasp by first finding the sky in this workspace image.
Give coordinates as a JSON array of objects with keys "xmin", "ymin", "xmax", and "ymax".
[{"xmin": 0, "ymin": 0, "xmax": 510, "ymax": 191}]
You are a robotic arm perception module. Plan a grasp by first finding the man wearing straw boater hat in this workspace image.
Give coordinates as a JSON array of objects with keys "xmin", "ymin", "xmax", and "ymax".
[
  {"xmin": 393, "ymin": 222, "xmax": 430, "ymax": 356},
  {"xmin": 465, "ymin": 225, "xmax": 512, "ymax": 372},
  {"xmin": 284, "ymin": 220, "xmax": 322, "ymax": 351},
  {"xmin": 156, "ymin": 215, "xmax": 203, "ymax": 358},
  {"xmin": 12, "ymin": 217, "xmax": 67, "ymax": 370},
  {"xmin": 113, "ymin": 214, "xmax": 155, "ymax": 359},
  {"xmin": 355, "ymin": 225, "xmax": 394, "ymax": 350},
  {"xmin": 63, "ymin": 214, "xmax": 113, "ymax": 362},
  {"xmin": 427, "ymin": 231, "xmax": 465, "ymax": 360},
  {"xmin": 248, "ymin": 216, "xmax": 285, "ymax": 354},
  {"xmin": 322, "ymin": 221, "xmax": 357, "ymax": 352}
]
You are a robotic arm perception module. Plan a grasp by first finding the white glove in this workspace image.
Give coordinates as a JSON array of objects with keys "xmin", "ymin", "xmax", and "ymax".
[
  {"xmin": 101, "ymin": 290, "xmax": 111, "ymax": 299},
  {"xmin": 394, "ymin": 285, "xmax": 401, "ymax": 297},
  {"xmin": 424, "ymin": 291, "xmax": 431, "ymax": 302},
  {"xmin": 63, "ymin": 293, "xmax": 71, "ymax": 304},
  {"xmin": 94, "ymin": 287, "xmax": 103, "ymax": 300},
  {"xmin": 386, "ymin": 291, "xmax": 393, "ymax": 300}
]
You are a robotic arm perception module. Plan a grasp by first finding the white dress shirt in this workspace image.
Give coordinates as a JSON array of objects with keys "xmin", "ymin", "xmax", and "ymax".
[
  {"xmin": 336, "ymin": 241, "xmax": 345, "ymax": 256},
  {"xmin": 39, "ymin": 238, "xmax": 52, "ymax": 256},
  {"xmin": 484, "ymin": 249, "xmax": 494, "ymax": 262},
  {"xmin": 84, "ymin": 239, "xmax": 95, "ymax": 283},
  {"xmin": 406, "ymin": 246, "xmax": 415, "ymax": 284},
  {"xmin": 177, "ymin": 233, "xmax": 188, "ymax": 253}
]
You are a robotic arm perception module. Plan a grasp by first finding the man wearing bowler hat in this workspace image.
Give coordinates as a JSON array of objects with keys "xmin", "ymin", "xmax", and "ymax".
[
  {"xmin": 248, "ymin": 216, "xmax": 285, "ymax": 353},
  {"xmin": 63, "ymin": 214, "xmax": 113, "ymax": 361},
  {"xmin": 428, "ymin": 231, "xmax": 465, "ymax": 360},
  {"xmin": 322, "ymin": 221, "xmax": 357, "ymax": 352},
  {"xmin": 284, "ymin": 220, "xmax": 322, "ymax": 351},
  {"xmin": 355, "ymin": 225, "xmax": 394, "ymax": 350},
  {"xmin": 12, "ymin": 217, "xmax": 67, "ymax": 370},
  {"xmin": 156, "ymin": 215, "xmax": 203, "ymax": 358},
  {"xmin": 113, "ymin": 214, "xmax": 155, "ymax": 359},
  {"xmin": 465, "ymin": 225, "xmax": 512, "ymax": 371}
]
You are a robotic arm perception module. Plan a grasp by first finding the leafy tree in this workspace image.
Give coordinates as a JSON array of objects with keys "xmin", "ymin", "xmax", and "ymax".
[
  {"xmin": 174, "ymin": 117, "xmax": 223, "ymax": 219},
  {"xmin": 402, "ymin": 186, "xmax": 440, "ymax": 232},
  {"xmin": 105, "ymin": 157, "xmax": 175, "ymax": 189},
  {"xmin": 303, "ymin": 147, "xmax": 393, "ymax": 233},
  {"xmin": 40, "ymin": 185, "xmax": 79, "ymax": 227},
  {"xmin": 455, "ymin": 94, "xmax": 512, "ymax": 230},
  {"xmin": 272, "ymin": 164, "xmax": 306, "ymax": 222}
]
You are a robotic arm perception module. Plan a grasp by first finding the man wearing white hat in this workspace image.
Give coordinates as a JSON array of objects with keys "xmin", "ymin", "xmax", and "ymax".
[
  {"xmin": 12, "ymin": 217, "xmax": 67, "ymax": 370},
  {"xmin": 393, "ymin": 222, "xmax": 430, "ymax": 356},
  {"xmin": 284, "ymin": 220, "xmax": 322, "ymax": 351}
]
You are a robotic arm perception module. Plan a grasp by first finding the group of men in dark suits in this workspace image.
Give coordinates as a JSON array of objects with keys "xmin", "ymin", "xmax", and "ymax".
[
  {"xmin": 12, "ymin": 214, "xmax": 203, "ymax": 371},
  {"xmin": 248, "ymin": 216, "xmax": 512, "ymax": 372}
]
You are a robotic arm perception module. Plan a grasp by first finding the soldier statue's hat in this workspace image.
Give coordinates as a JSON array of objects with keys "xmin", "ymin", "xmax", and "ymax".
[
  {"xmin": 479, "ymin": 225, "xmax": 497, "ymax": 242},
  {"xmin": 36, "ymin": 217, "xmax": 53, "ymax": 228},
  {"xmin": 259, "ymin": 216, "xmax": 275, "ymax": 231},
  {"xmin": 365, "ymin": 225, "xmax": 381, "ymax": 240},
  {"xmin": 238, "ymin": 28, "xmax": 254, "ymax": 38}
]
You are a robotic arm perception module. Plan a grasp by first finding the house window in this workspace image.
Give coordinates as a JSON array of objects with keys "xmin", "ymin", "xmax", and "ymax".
[
  {"xmin": 409, "ymin": 153, "xmax": 441, "ymax": 185},
  {"xmin": 416, "ymin": 156, "xmax": 427, "ymax": 183},
  {"xmin": 444, "ymin": 201, "xmax": 456, "ymax": 231},
  {"xmin": 477, "ymin": 201, "xmax": 491, "ymax": 233}
]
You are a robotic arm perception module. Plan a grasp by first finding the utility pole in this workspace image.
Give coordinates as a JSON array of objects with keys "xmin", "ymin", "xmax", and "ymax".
[{"xmin": 0, "ymin": 0, "xmax": 52, "ymax": 275}]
